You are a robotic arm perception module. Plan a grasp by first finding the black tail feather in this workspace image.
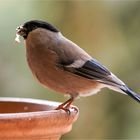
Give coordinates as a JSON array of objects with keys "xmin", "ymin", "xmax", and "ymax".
[{"xmin": 120, "ymin": 86, "xmax": 140, "ymax": 103}]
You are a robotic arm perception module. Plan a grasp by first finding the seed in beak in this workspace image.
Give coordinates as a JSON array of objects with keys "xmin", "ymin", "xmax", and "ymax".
[
  {"xmin": 15, "ymin": 25, "xmax": 23, "ymax": 43},
  {"xmin": 15, "ymin": 33, "xmax": 21, "ymax": 43}
]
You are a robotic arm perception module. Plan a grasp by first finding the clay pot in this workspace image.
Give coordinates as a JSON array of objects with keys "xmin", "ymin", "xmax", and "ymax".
[{"xmin": 0, "ymin": 98, "xmax": 79, "ymax": 140}]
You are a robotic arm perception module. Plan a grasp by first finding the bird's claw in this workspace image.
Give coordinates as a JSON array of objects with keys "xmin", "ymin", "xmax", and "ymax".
[
  {"xmin": 55, "ymin": 105, "xmax": 71, "ymax": 115},
  {"xmin": 55, "ymin": 97, "xmax": 75, "ymax": 115}
]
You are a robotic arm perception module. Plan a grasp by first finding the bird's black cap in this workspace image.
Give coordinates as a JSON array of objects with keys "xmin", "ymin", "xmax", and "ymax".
[{"xmin": 21, "ymin": 20, "xmax": 59, "ymax": 39}]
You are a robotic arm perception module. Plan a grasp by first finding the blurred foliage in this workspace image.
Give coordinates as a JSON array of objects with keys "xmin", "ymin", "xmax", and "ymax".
[{"xmin": 0, "ymin": 0, "xmax": 140, "ymax": 139}]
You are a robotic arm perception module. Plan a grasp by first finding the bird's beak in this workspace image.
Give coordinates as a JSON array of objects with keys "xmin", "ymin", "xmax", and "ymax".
[{"xmin": 15, "ymin": 25, "xmax": 26, "ymax": 43}]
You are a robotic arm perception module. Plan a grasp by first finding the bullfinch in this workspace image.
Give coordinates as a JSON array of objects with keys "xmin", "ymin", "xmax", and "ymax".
[{"xmin": 15, "ymin": 20, "xmax": 140, "ymax": 111}]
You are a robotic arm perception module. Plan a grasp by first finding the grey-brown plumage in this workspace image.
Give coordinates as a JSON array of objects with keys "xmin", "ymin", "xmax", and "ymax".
[{"xmin": 16, "ymin": 20, "xmax": 140, "ymax": 110}]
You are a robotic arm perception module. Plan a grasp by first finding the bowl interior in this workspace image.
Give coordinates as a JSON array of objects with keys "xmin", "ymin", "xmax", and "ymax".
[{"xmin": 0, "ymin": 100, "xmax": 54, "ymax": 113}]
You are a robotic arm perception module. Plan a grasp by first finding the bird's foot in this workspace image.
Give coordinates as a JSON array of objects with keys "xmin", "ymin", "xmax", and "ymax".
[
  {"xmin": 55, "ymin": 97, "xmax": 74, "ymax": 115},
  {"xmin": 56, "ymin": 105, "xmax": 71, "ymax": 115}
]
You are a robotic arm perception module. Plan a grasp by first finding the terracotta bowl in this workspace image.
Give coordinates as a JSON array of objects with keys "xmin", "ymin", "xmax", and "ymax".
[{"xmin": 0, "ymin": 98, "xmax": 79, "ymax": 140}]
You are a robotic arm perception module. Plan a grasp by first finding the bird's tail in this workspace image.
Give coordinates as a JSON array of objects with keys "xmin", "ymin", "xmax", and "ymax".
[{"xmin": 120, "ymin": 85, "xmax": 140, "ymax": 103}]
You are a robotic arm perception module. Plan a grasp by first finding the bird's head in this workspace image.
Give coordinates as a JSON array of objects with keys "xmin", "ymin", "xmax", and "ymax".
[{"xmin": 15, "ymin": 20, "xmax": 59, "ymax": 43}]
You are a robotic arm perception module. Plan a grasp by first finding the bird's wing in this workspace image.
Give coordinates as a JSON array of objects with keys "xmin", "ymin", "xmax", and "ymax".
[
  {"xmin": 63, "ymin": 59, "xmax": 125, "ymax": 87},
  {"xmin": 60, "ymin": 58, "xmax": 140, "ymax": 103}
]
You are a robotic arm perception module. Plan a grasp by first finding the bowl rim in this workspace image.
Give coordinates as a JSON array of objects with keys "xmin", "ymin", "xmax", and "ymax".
[{"xmin": 0, "ymin": 97, "xmax": 78, "ymax": 119}]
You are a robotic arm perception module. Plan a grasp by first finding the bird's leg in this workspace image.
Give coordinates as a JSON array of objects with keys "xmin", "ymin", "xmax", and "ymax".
[
  {"xmin": 64, "ymin": 97, "xmax": 74, "ymax": 109},
  {"xmin": 55, "ymin": 96, "xmax": 74, "ymax": 113}
]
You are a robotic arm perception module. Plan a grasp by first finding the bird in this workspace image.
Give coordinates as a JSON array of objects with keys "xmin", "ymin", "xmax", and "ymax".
[{"xmin": 15, "ymin": 20, "xmax": 140, "ymax": 111}]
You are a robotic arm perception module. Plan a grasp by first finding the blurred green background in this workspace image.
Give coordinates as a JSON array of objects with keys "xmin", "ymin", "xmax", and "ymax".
[{"xmin": 0, "ymin": 0, "xmax": 140, "ymax": 139}]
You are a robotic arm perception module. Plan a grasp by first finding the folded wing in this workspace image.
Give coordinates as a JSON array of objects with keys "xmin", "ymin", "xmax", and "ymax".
[{"xmin": 64, "ymin": 59, "xmax": 125, "ymax": 87}]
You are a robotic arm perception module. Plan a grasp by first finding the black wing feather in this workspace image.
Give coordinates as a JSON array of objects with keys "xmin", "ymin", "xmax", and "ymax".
[{"xmin": 83, "ymin": 59, "xmax": 111, "ymax": 76}]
